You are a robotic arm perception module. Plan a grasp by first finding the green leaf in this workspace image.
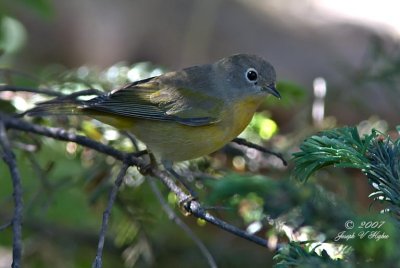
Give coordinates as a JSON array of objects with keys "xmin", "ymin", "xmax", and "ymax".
[
  {"xmin": 293, "ymin": 126, "xmax": 400, "ymax": 221},
  {"xmin": 292, "ymin": 127, "xmax": 372, "ymax": 182},
  {"xmin": 273, "ymin": 242, "xmax": 347, "ymax": 267}
]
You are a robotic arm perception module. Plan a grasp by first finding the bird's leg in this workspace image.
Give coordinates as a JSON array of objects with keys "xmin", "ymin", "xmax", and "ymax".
[
  {"xmin": 136, "ymin": 151, "xmax": 158, "ymax": 175},
  {"xmin": 132, "ymin": 149, "xmax": 149, "ymax": 158}
]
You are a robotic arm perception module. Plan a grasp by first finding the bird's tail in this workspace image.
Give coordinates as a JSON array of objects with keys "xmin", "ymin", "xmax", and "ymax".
[{"xmin": 21, "ymin": 98, "xmax": 86, "ymax": 117}]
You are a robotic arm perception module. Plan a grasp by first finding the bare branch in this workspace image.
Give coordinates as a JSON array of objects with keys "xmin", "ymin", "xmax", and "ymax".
[
  {"xmin": 92, "ymin": 164, "xmax": 130, "ymax": 268},
  {"xmin": 0, "ymin": 122, "xmax": 23, "ymax": 268},
  {"xmin": 50, "ymin": 88, "xmax": 103, "ymax": 100},
  {"xmin": 0, "ymin": 85, "xmax": 64, "ymax": 97},
  {"xmin": 188, "ymin": 202, "xmax": 268, "ymax": 247},
  {"xmin": 148, "ymin": 177, "xmax": 217, "ymax": 268},
  {"xmin": 0, "ymin": 113, "xmax": 131, "ymax": 163},
  {"xmin": 0, "ymin": 221, "xmax": 12, "ymax": 231},
  {"xmin": 166, "ymin": 166, "xmax": 198, "ymax": 198},
  {"xmin": 232, "ymin": 137, "xmax": 287, "ymax": 166}
]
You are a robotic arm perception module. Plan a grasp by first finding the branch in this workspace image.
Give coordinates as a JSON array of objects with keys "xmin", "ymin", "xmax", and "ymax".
[
  {"xmin": 232, "ymin": 137, "xmax": 287, "ymax": 166},
  {"xmin": 0, "ymin": 221, "xmax": 12, "ymax": 231},
  {"xmin": 188, "ymin": 202, "xmax": 268, "ymax": 247},
  {"xmin": 0, "ymin": 112, "xmax": 131, "ymax": 163},
  {"xmin": 93, "ymin": 164, "xmax": 129, "ymax": 268},
  {"xmin": 0, "ymin": 85, "xmax": 64, "ymax": 97},
  {"xmin": 0, "ymin": 122, "xmax": 23, "ymax": 268},
  {"xmin": 148, "ymin": 177, "xmax": 217, "ymax": 268},
  {"xmin": 55, "ymin": 88, "xmax": 103, "ymax": 99}
]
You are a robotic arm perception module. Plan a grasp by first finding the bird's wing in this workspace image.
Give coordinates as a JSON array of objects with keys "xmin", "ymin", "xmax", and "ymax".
[{"xmin": 82, "ymin": 77, "xmax": 224, "ymax": 126}]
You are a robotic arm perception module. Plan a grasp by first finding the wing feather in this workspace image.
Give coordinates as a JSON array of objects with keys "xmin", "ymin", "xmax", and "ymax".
[{"xmin": 82, "ymin": 76, "xmax": 223, "ymax": 126}]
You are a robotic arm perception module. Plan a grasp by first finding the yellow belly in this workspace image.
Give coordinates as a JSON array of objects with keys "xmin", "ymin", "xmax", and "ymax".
[{"xmin": 92, "ymin": 96, "xmax": 262, "ymax": 162}]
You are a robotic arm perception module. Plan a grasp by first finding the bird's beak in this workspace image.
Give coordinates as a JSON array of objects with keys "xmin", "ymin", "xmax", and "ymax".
[{"xmin": 263, "ymin": 83, "xmax": 281, "ymax": 99}]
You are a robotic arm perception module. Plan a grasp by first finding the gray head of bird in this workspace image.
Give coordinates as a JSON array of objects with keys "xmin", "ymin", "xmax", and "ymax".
[{"xmin": 213, "ymin": 54, "xmax": 280, "ymax": 100}]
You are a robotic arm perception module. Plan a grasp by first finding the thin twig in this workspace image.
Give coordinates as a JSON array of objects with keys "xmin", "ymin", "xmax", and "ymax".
[
  {"xmin": 0, "ymin": 221, "xmax": 12, "ymax": 231},
  {"xmin": 0, "ymin": 85, "xmax": 102, "ymax": 103},
  {"xmin": 202, "ymin": 206, "xmax": 233, "ymax": 211},
  {"xmin": 166, "ymin": 166, "xmax": 198, "ymax": 198},
  {"xmin": 0, "ymin": 85, "xmax": 64, "ymax": 97},
  {"xmin": 50, "ymin": 88, "xmax": 103, "ymax": 100},
  {"xmin": 92, "ymin": 164, "xmax": 130, "ymax": 268},
  {"xmin": 148, "ymin": 177, "xmax": 217, "ymax": 268},
  {"xmin": 232, "ymin": 138, "xmax": 287, "ymax": 166},
  {"xmin": 0, "ymin": 122, "xmax": 24, "ymax": 268},
  {"xmin": 188, "ymin": 202, "xmax": 267, "ymax": 247},
  {"xmin": 122, "ymin": 131, "xmax": 141, "ymax": 152}
]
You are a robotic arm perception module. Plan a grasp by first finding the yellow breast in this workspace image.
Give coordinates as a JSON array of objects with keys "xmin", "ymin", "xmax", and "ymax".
[{"xmin": 227, "ymin": 96, "xmax": 263, "ymax": 138}]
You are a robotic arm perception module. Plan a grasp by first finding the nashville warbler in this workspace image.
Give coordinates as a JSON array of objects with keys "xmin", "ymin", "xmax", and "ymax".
[{"xmin": 26, "ymin": 54, "xmax": 280, "ymax": 164}]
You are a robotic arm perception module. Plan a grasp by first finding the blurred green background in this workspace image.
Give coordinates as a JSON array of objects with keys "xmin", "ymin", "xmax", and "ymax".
[{"xmin": 0, "ymin": 0, "xmax": 399, "ymax": 267}]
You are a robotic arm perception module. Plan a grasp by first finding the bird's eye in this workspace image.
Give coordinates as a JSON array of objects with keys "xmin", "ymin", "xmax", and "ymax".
[{"xmin": 246, "ymin": 68, "xmax": 258, "ymax": 82}]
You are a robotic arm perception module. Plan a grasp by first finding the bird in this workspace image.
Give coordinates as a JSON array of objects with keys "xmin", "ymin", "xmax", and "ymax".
[{"xmin": 25, "ymin": 54, "xmax": 280, "ymax": 166}]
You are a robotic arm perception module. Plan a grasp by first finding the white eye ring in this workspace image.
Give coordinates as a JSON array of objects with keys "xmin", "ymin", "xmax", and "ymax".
[{"xmin": 245, "ymin": 68, "xmax": 258, "ymax": 83}]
